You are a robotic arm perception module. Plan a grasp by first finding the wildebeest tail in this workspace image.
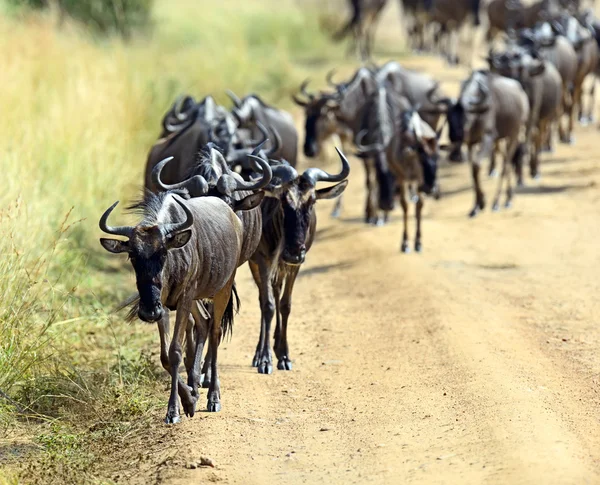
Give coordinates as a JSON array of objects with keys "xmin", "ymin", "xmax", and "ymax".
[
  {"xmin": 221, "ymin": 283, "xmax": 240, "ymax": 342},
  {"xmin": 332, "ymin": 1, "xmax": 361, "ymax": 42},
  {"xmin": 113, "ymin": 292, "xmax": 141, "ymax": 323}
]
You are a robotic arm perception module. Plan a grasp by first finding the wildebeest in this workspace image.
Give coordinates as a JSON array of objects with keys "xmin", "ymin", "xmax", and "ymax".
[
  {"xmin": 428, "ymin": 70, "xmax": 529, "ymax": 216},
  {"xmin": 227, "ymin": 91, "xmax": 298, "ymax": 167},
  {"xmin": 250, "ymin": 149, "xmax": 350, "ymax": 374},
  {"xmin": 488, "ymin": 44, "xmax": 563, "ymax": 180},
  {"xmin": 356, "ymin": 78, "xmax": 440, "ymax": 251},
  {"xmin": 146, "ymin": 96, "xmax": 239, "ymax": 190},
  {"xmin": 294, "ymin": 69, "xmax": 375, "ymax": 220},
  {"xmin": 294, "ymin": 63, "xmax": 446, "ymax": 222},
  {"xmin": 99, "ymin": 188, "xmax": 265, "ymax": 423},
  {"xmin": 333, "ymin": 0, "xmax": 389, "ymax": 60},
  {"xmin": 486, "ymin": 0, "xmax": 561, "ymax": 43},
  {"xmin": 416, "ymin": 0, "xmax": 483, "ymax": 65},
  {"xmin": 518, "ymin": 23, "xmax": 579, "ymax": 143},
  {"xmin": 551, "ymin": 14, "xmax": 599, "ymax": 126}
]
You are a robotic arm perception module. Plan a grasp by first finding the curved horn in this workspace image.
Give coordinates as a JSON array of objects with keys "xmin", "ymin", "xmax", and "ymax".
[
  {"xmin": 354, "ymin": 129, "xmax": 385, "ymax": 155},
  {"xmin": 99, "ymin": 201, "xmax": 133, "ymax": 238},
  {"xmin": 426, "ymin": 83, "xmax": 451, "ymax": 109},
  {"xmin": 216, "ymin": 151, "xmax": 273, "ymax": 195},
  {"xmin": 226, "ymin": 90, "xmax": 242, "ymax": 108},
  {"xmin": 203, "ymin": 96, "xmax": 216, "ymax": 122},
  {"xmin": 326, "ymin": 69, "xmax": 338, "ymax": 88},
  {"xmin": 173, "ymin": 95, "xmax": 190, "ymax": 121},
  {"xmin": 151, "ymin": 156, "xmax": 210, "ymax": 197},
  {"xmin": 302, "ymin": 147, "xmax": 351, "ymax": 185},
  {"xmin": 300, "ymin": 79, "xmax": 315, "ymax": 101},
  {"xmin": 265, "ymin": 126, "xmax": 282, "ymax": 157},
  {"xmin": 292, "ymin": 94, "xmax": 309, "ymax": 107},
  {"xmin": 162, "ymin": 195, "xmax": 194, "ymax": 236}
]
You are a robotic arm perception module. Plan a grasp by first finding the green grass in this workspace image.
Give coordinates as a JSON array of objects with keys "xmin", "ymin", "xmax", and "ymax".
[{"xmin": 0, "ymin": 0, "xmax": 372, "ymax": 481}]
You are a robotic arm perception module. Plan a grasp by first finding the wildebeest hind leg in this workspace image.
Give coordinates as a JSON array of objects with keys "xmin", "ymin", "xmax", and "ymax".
[
  {"xmin": 248, "ymin": 261, "xmax": 263, "ymax": 367},
  {"xmin": 206, "ymin": 277, "xmax": 236, "ymax": 412},
  {"xmin": 275, "ymin": 266, "xmax": 300, "ymax": 371},
  {"xmin": 186, "ymin": 302, "xmax": 209, "ymax": 415}
]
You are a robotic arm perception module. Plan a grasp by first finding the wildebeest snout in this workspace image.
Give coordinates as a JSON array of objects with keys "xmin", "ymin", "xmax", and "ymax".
[
  {"xmin": 282, "ymin": 245, "xmax": 307, "ymax": 265},
  {"xmin": 138, "ymin": 301, "xmax": 164, "ymax": 323}
]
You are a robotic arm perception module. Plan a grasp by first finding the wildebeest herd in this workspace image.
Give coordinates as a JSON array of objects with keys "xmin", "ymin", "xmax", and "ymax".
[{"xmin": 99, "ymin": 0, "xmax": 600, "ymax": 423}]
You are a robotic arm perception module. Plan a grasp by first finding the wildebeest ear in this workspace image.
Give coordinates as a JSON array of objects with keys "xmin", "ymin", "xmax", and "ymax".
[
  {"xmin": 100, "ymin": 238, "xmax": 129, "ymax": 254},
  {"xmin": 233, "ymin": 192, "xmax": 265, "ymax": 212},
  {"xmin": 316, "ymin": 180, "xmax": 348, "ymax": 200},
  {"xmin": 166, "ymin": 230, "xmax": 192, "ymax": 250}
]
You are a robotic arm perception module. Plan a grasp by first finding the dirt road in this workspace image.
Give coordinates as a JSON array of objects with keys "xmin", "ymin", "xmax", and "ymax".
[{"xmin": 108, "ymin": 57, "xmax": 600, "ymax": 485}]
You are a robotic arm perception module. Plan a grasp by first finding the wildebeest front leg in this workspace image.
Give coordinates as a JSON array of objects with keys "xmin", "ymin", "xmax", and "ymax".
[
  {"xmin": 157, "ymin": 310, "xmax": 194, "ymax": 413},
  {"xmin": 470, "ymin": 137, "xmax": 492, "ymax": 217},
  {"xmin": 415, "ymin": 193, "xmax": 424, "ymax": 253},
  {"xmin": 275, "ymin": 266, "xmax": 299, "ymax": 371},
  {"xmin": 206, "ymin": 276, "xmax": 236, "ymax": 412},
  {"xmin": 165, "ymin": 297, "xmax": 192, "ymax": 424},
  {"xmin": 398, "ymin": 183, "xmax": 410, "ymax": 253},
  {"xmin": 250, "ymin": 259, "xmax": 275, "ymax": 374},
  {"xmin": 363, "ymin": 159, "xmax": 377, "ymax": 224}
]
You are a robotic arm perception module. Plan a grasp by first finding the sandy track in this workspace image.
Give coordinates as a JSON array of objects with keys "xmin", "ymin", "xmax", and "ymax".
[{"xmin": 108, "ymin": 57, "xmax": 600, "ymax": 485}]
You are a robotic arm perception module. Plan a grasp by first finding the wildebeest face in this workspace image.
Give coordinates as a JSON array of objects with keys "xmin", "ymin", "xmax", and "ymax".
[
  {"xmin": 280, "ymin": 179, "xmax": 315, "ymax": 265},
  {"xmin": 101, "ymin": 226, "xmax": 192, "ymax": 322},
  {"xmin": 271, "ymin": 176, "xmax": 347, "ymax": 265},
  {"xmin": 302, "ymin": 99, "xmax": 339, "ymax": 158}
]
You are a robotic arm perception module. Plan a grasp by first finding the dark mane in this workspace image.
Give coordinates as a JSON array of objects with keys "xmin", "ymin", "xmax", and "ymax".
[
  {"xmin": 126, "ymin": 191, "xmax": 177, "ymax": 226},
  {"xmin": 187, "ymin": 143, "xmax": 228, "ymax": 184}
]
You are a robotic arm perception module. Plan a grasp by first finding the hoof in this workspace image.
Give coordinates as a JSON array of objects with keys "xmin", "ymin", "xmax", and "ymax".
[
  {"xmin": 277, "ymin": 358, "xmax": 293, "ymax": 371},
  {"xmin": 560, "ymin": 135, "xmax": 574, "ymax": 145},
  {"xmin": 375, "ymin": 217, "xmax": 385, "ymax": 227},
  {"xmin": 331, "ymin": 208, "xmax": 341, "ymax": 218},
  {"xmin": 401, "ymin": 242, "xmax": 410, "ymax": 253},
  {"xmin": 164, "ymin": 413, "xmax": 181, "ymax": 424},
  {"xmin": 257, "ymin": 362, "xmax": 273, "ymax": 374},
  {"xmin": 488, "ymin": 169, "xmax": 498, "ymax": 178},
  {"xmin": 492, "ymin": 202, "xmax": 499, "ymax": 212},
  {"xmin": 182, "ymin": 397, "xmax": 198, "ymax": 418},
  {"xmin": 206, "ymin": 400, "xmax": 221, "ymax": 413},
  {"xmin": 517, "ymin": 178, "xmax": 524, "ymax": 187},
  {"xmin": 414, "ymin": 241, "xmax": 422, "ymax": 253},
  {"xmin": 251, "ymin": 352, "xmax": 260, "ymax": 368},
  {"xmin": 504, "ymin": 200, "xmax": 512, "ymax": 209},
  {"xmin": 469, "ymin": 207, "xmax": 479, "ymax": 218},
  {"xmin": 200, "ymin": 373, "xmax": 211, "ymax": 389}
]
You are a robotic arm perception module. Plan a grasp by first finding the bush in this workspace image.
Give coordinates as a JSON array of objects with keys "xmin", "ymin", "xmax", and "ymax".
[{"xmin": 7, "ymin": 0, "xmax": 154, "ymax": 37}]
